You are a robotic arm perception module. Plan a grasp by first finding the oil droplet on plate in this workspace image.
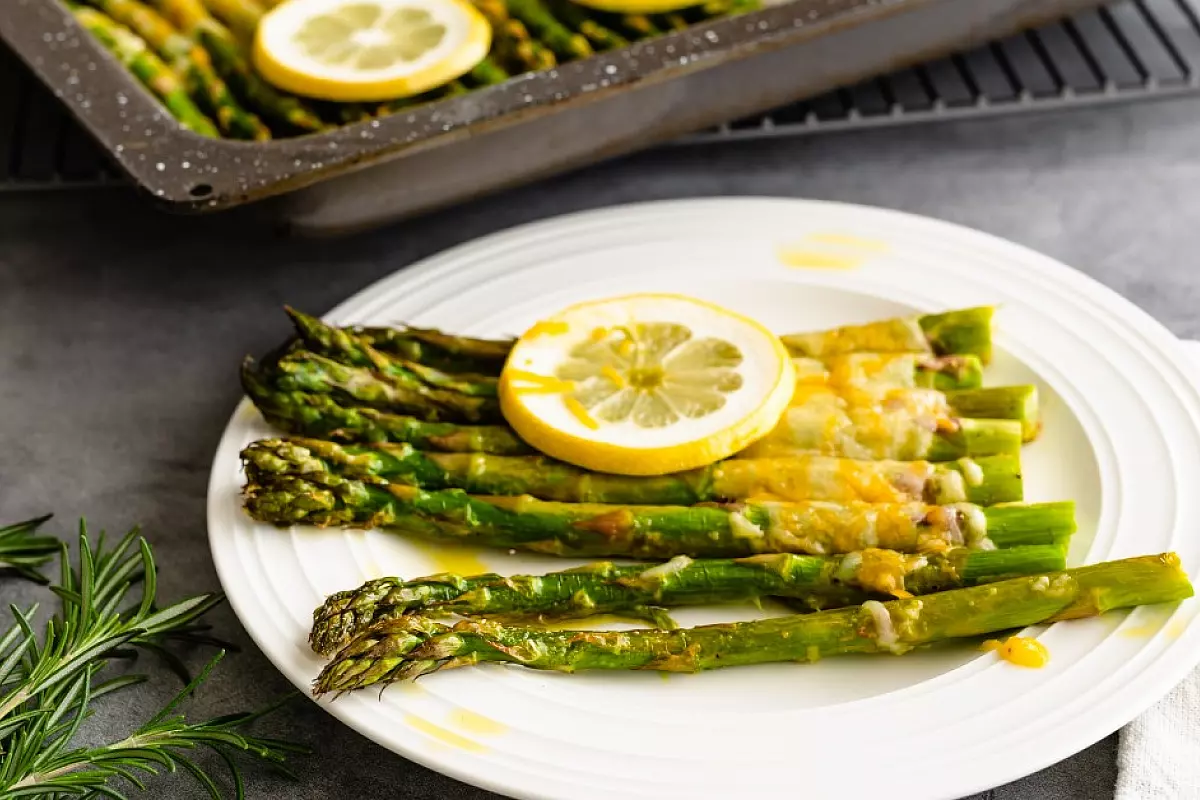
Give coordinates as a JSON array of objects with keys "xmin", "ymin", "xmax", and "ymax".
[
  {"xmin": 413, "ymin": 540, "xmax": 491, "ymax": 576},
  {"xmin": 804, "ymin": 232, "xmax": 890, "ymax": 252},
  {"xmin": 448, "ymin": 709, "xmax": 507, "ymax": 736},
  {"xmin": 405, "ymin": 714, "xmax": 487, "ymax": 752},
  {"xmin": 776, "ymin": 248, "xmax": 864, "ymax": 270}
]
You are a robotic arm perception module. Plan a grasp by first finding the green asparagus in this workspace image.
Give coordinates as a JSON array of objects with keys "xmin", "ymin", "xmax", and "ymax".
[
  {"xmin": 243, "ymin": 473, "xmax": 1075, "ymax": 558},
  {"xmin": 241, "ymin": 359, "xmax": 534, "ymax": 453},
  {"xmin": 467, "ymin": 55, "xmax": 511, "ymax": 86},
  {"xmin": 313, "ymin": 554, "xmax": 1192, "ymax": 691},
  {"xmin": 74, "ymin": 6, "xmax": 220, "ymax": 136},
  {"xmin": 545, "ymin": 0, "xmax": 629, "ymax": 50},
  {"xmin": 82, "ymin": 0, "xmax": 270, "ymax": 139},
  {"xmin": 351, "ymin": 306, "xmax": 993, "ymax": 375},
  {"xmin": 270, "ymin": 350, "xmax": 502, "ymax": 422},
  {"xmin": 741, "ymin": 409, "xmax": 1023, "ymax": 461},
  {"xmin": 506, "ymin": 0, "xmax": 593, "ymax": 60},
  {"xmin": 199, "ymin": 0, "xmax": 264, "ymax": 42},
  {"xmin": 308, "ymin": 545, "xmax": 1066, "ymax": 655},
  {"xmin": 242, "ymin": 437, "xmax": 1024, "ymax": 506},
  {"xmin": 152, "ymin": 0, "xmax": 327, "ymax": 133},
  {"xmin": 782, "ymin": 306, "xmax": 994, "ymax": 363},
  {"xmin": 285, "ymin": 307, "xmax": 499, "ymax": 397}
]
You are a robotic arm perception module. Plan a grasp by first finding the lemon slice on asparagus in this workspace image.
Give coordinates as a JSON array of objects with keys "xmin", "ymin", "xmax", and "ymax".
[
  {"xmin": 499, "ymin": 294, "xmax": 795, "ymax": 475},
  {"xmin": 252, "ymin": 0, "xmax": 490, "ymax": 102}
]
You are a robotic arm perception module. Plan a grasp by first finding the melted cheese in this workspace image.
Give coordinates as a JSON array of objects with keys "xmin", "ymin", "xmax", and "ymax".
[
  {"xmin": 744, "ymin": 387, "xmax": 949, "ymax": 460},
  {"xmin": 781, "ymin": 318, "xmax": 930, "ymax": 358},
  {"xmin": 713, "ymin": 456, "xmax": 935, "ymax": 504},
  {"xmin": 982, "ymin": 636, "xmax": 1049, "ymax": 668}
]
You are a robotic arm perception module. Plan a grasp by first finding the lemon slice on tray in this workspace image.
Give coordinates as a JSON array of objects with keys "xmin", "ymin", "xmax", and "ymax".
[
  {"xmin": 499, "ymin": 294, "xmax": 795, "ymax": 475},
  {"xmin": 253, "ymin": 0, "xmax": 490, "ymax": 102}
]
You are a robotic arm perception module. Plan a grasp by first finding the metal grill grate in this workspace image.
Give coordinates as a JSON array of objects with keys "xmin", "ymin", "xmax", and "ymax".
[
  {"xmin": 2, "ymin": 0, "xmax": 1199, "ymax": 188},
  {"xmin": 684, "ymin": 0, "xmax": 1200, "ymax": 141}
]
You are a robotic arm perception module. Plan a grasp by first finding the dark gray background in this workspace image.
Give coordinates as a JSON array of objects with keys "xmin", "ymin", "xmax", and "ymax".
[{"xmin": 3, "ymin": 95, "xmax": 1198, "ymax": 798}]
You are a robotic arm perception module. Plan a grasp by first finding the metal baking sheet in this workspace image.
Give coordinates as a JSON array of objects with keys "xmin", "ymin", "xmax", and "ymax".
[{"xmin": 1, "ymin": 0, "xmax": 1109, "ymax": 232}]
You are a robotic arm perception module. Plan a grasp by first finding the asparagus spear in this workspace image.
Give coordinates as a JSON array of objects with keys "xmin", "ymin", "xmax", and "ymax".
[
  {"xmin": 948, "ymin": 386, "xmax": 1040, "ymax": 441},
  {"xmin": 285, "ymin": 307, "xmax": 499, "ymax": 397},
  {"xmin": 82, "ymin": 0, "xmax": 270, "ymax": 139},
  {"xmin": 241, "ymin": 359, "xmax": 534, "ymax": 453},
  {"xmin": 493, "ymin": 18, "xmax": 542, "ymax": 73},
  {"xmin": 270, "ymin": 350, "xmax": 502, "ymax": 422},
  {"xmin": 545, "ymin": 0, "xmax": 629, "ymax": 50},
  {"xmin": 347, "ymin": 306, "xmax": 991, "ymax": 373},
  {"xmin": 741, "ymin": 408, "xmax": 1023, "ymax": 461},
  {"xmin": 308, "ymin": 545, "xmax": 1066, "ymax": 655},
  {"xmin": 612, "ymin": 12, "xmax": 662, "ymax": 38},
  {"xmin": 467, "ymin": 55, "xmax": 511, "ymax": 86},
  {"xmin": 314, "ymin": 554, "xmax": 1192, "ymax": 690},
  {"xmin": 152, "ymin": 0, "xmax": 327, "ymax": 133},
  {"xmin": 782, "ymin": 306, "xmax": 994, "ymax": 363},
  {"xmin": 243, "ymin": 473, "xmax": 1075, "ymax": 558},
  {"xmin": 793, "ymin": 353, "xmax": 983, "ymax": 392},
  {"xmin": 73, "ymin": 6, "xmax": 220, "ymax": 136},
  {"xmin": 198, "ymin": 0, "xmax": 264, "ymax": 42},
  {"xmin": 243, "ymin": 437, "xmax": 1023, "ymax": 506},
  {"xmin": 527, "ymin": 37, "xmax": 558, "ymax": 70},
  {"xmin": 288, "ymin": 309, "xmax": 983, "ymax": 398},
  {"xmin": 505, "ymin": 0, "xmax": 593, "ymax": 60}
]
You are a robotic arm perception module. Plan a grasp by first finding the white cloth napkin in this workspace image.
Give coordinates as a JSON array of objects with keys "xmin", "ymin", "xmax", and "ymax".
[{"xmin": 1114, "ymin": 340, "xmax": 1200, "ymax": 800}]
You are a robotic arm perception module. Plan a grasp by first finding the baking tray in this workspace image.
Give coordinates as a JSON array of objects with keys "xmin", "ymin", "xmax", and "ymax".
[{"xmin": 1, "ymin": 0, "xmax": 1109, "ymax": 233}]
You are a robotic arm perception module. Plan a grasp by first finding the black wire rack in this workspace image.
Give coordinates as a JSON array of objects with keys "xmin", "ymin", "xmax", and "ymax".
[
  {"xmin": 681, "ymin": 0, "xmax": 1200, "ymax": 142},
  {"xmin": 2, "ymin": 0, "xmax": 1199, "ymax": 188}
]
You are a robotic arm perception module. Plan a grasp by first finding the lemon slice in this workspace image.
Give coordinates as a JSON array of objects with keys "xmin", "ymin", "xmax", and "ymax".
[
  {"xmin": 566, "ymin": 0, "xmax": 699, "ymax": 15},
  {"xmin": 253, "ymin": 0, "xmax": 490, "ymax": 102},
  {"xmin": 499, "ymin": 294, "xmax": 795, "ymax": 475}
]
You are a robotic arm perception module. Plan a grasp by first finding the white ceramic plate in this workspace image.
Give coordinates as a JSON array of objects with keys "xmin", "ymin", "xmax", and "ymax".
[{"xmin": 208, "ymin": 198, "xmax": 1200, "ymax": 800}]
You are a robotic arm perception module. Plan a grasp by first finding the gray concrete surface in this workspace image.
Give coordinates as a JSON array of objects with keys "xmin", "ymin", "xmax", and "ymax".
[{"xmin": 4, "ymin": 96, "xmax": 1200, "ymax": 798}]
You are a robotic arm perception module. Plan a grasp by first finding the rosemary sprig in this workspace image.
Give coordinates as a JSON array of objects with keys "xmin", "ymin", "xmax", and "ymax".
[
  {"xmin": 0, "ymin": 515, "xmax": 59, "ymax": 584},
  {"xmin": 0, "ymin": 518, "xmax": 306, "ymax": 797}
]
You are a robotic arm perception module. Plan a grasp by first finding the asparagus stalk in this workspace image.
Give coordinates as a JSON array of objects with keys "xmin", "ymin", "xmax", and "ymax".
[
  {"xmin": 545, "ymin": 0, "xmax": 629, "ymax": 50},
  {"xmin": 467, "ymin": 55, "xmax": 511, "ymax": 86},
  {"xmin": 241, "ymin": 359, "xmax": 534, "ymax": 453},
  {"xmin": 290, "ymin": 309, "xmax": 982, "ymax": 395},
  {"xmin": 493, "ymin": 18, "xmax": 543, "ymax": 73},
  {"xmin": 741, "ymin": 409, "xmax": 1023, "ymax": 461},
  {"xmin": 270, "ymin": 350, "xmax": 502, "ymax": 422},
  {"xmin": 505, "ymin": 0, "xmax": 594, "ymax": 60},
  {"xmin": 243, "ymin": 473, "xmax": 1075, "ymax": 558},
  {"xmin": 73, "ymin": 6, "xmax": 220, "ymax": 136},
  {"xmin": 342, "ymin": 306, "xmax": 992, "ymax": 374},
  {"xmin": 527, "ymin": 37, "xmax": 558, "ymax": 70},
  {"xmin": 314, "ymin": 554, "xmax": 1192, "ymax": 690},
  {"xmin": 793, "ymin": 353, "xmax": 983, "ymax": 392},
  {"xmin": 152, "ymin": 0, "xmax": 327, "ymax": 133},
  {"xmin": 198, "ymin": 0, "xmax": 264, "ymax": 42},
  {"xmin": 285, "ymin": 307, "xmax": 499, "ymax": 397},
  {"xmin": 243, "ymin": 437, "xmax": 1023, "ymax": 506},
  {"xmin": 947, "ymin": 386, "xmax": 1040, "ymax": 442},
  {"xmin": 82, "ymin": 0, "xmax": 270, "ymax": 139},
  {"xmin": 782, "ymin": 306, "xmax": 994, "ymax": 363},
  {"xmin": 613, "ymin": 13, "xmax": 662, "ymax": 38},
  {"xmin": 308, "ymin": 545, "xmax": 1066, "ymax": 655},
  {"xmin": 354, "ymin": 324, "xmax": 513, "ymax": 373}
]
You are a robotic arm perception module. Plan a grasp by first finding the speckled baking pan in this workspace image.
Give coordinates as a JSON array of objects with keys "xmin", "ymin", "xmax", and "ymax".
[{"xmin": 1, "ymin": 0, "xmax": 1107, "ymax": 233}]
